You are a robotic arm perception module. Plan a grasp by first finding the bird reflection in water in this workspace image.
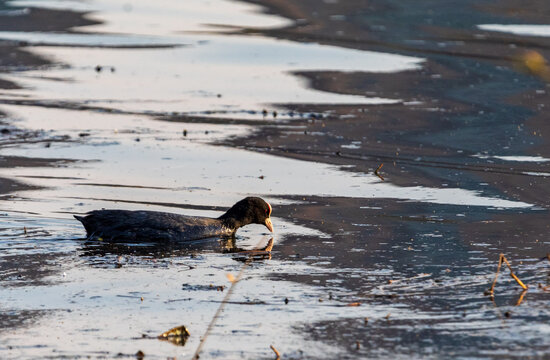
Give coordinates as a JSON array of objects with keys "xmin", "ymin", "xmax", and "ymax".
[{"xmin": 77, "ymin": 236, "xmax": 275, "ymax": 266}]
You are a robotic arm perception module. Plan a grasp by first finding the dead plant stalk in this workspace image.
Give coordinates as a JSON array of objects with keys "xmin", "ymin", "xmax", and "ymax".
[{"xmin": 488, "ymin": 254, "xmax": 528, "ymax": 297}]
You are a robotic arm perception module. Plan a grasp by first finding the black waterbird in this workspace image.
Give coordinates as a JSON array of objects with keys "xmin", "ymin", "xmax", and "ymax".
[{"xmin": 74, "ymin": 197, "xmax": 273, "ymax": 242}]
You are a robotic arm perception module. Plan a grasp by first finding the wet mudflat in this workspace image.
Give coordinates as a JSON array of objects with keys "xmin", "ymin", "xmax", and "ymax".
[{"xmin": 0, "ymin": 0, "xmax": 549, "ymax": 359}]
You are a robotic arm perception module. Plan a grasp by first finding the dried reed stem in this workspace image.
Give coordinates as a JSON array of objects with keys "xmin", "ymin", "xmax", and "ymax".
[
  {"xmin": 487, "ymin": 254, "xmax": 528, "ymax": 297},
  {"xmin": 270, "ymin": 345, "xmax": 281, "ymax": 360}
]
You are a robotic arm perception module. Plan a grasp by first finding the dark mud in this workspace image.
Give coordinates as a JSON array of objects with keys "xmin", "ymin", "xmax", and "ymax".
[
  {"xmin": 0, "ymin": 0, "xmax": 549, "ymax": 359},
  {"xmin": 270, "ymin": 196, "xmax": 549, "ymax": 358}
]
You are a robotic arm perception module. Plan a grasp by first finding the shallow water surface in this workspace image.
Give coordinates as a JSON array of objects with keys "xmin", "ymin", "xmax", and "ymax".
[
  {"xmin": 1, "ymin": 0, "xmax": 422, "ymax": 117},
  {"xmin": 478, "ymin": 24, "xmax": 550, "ymax": 38},
  {"xmin": 0, "ymin": 0, "xmax": 549, "ymax": 359}
]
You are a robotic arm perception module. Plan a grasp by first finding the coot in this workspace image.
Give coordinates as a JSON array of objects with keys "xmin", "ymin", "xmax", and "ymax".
[{"xmin": 74, "ymin": 197, "xmax": 273, "ymax": 242}]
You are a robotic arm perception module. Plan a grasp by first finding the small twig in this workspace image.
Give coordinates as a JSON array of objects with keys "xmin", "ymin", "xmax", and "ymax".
[
  {"xmin": 270, "ymin": 345, "xmax": 281, "ymax": 360},
  {"xmin": 192, "ymin": 265, "xmax": 248, "ymax": 359},
  {"xmin": 487, "ymin": 254, "xmax": 504, "ymax": 296},
  {"xmin": 486, "ymin": 254, "xmax": 528, "ymax": 297},
  {"xmin": 164, "ymin": 297, "xmax": 192, "ymax": 303},
  {"xmin": 501, "ymin": 255, "xmax": 528, "ymax": 290},
  {"xmin": 204, "ymin": 300, "xmax": 267, "ymax": 305},
  {"xmin": 192, "ymin": 238, "xmax": 274, "ymax": 360},
  {"xmin": 374, "ymin": 163, "xmax": 384, "ymax": 181}
]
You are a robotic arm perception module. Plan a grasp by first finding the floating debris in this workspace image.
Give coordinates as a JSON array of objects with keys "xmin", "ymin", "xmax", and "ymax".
[{"xmin": 158, "ymin": 325, "xmax": 190, "ymax": 346}]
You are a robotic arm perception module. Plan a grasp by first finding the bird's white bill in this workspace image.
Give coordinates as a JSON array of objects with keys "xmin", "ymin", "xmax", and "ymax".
[{"xmin": 265, "ymin": 217, "xmax": 273, "ymax": 232}]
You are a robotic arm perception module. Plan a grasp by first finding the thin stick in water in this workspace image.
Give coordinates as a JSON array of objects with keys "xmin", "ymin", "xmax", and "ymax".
[
  {"xmin": 501, "ymin": 255, "xmax": 528, "ymax": 290},
  {"xmin": 270, "ymin": 344, "xmax": 281, "ymax": 360},
  {"xmin": 486, "ymin": 254, "xmax": 528, "ymax": 297}
]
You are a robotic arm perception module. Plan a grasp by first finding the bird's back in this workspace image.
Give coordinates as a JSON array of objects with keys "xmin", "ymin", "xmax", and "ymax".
[{"xmin": 75, "ymin": 209, "xmax": 232, "ymax": 242}]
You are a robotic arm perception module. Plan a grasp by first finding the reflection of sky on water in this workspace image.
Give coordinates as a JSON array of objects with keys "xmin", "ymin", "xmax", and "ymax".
[
  {"xmin": 0, "ymin": 213, "xmax": 337, "ymax": 359},
  {"xmin": 473, "ymin": 153, "xmax": 550, "ymax": 163},
  {"xmin": 9, "ymin": 0, "xmax": 293, "ymax": 34},
  {"xmin": 0, "ymin": 105, "xmax": 532, "ymax": 215},
  {"xmin": 0, "ymin": 1, "xmax": 548, "ymax": 359},
  {"xmin": 0, "ymin": 31, "xmax": 183, "ymax": 47},
  {"xmin": 0, "ymin": 37, "xmax": 421, "ymax": 115},
  {"xmin": 0, "ymin": 228, "xmax": 354, "ymax": 359},
  {"xmin": 478, "ymin": 24, "xmax": 550, "ymax": 37},
  {"xmin": 1, "ymin": 0, "xmax": 422, "ymax": 116}
]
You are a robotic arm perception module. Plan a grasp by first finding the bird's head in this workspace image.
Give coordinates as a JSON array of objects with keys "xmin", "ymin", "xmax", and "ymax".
[{"xmin": 220, "ymin": 197, "xmax": 273, "ymax": 232}]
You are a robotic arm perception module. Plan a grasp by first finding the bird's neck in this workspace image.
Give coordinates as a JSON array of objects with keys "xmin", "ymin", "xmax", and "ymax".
[{"xmin": 218, "ymin": 214, "xmax": 244, "ymax": 231}]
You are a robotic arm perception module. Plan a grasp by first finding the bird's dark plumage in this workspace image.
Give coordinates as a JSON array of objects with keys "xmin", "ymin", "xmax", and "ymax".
[{"xmin": 74, "ymin": 197, "xmax": 273, "ymax": 242}]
